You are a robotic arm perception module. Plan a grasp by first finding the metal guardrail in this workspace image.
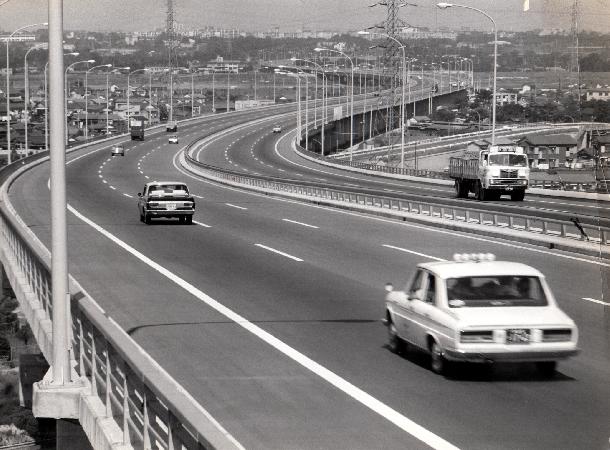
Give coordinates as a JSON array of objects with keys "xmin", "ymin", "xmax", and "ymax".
[
  {"xmin": 0, "ymin": 128, "xmax": 242, "ymax": 450},
  {"xmin": 183, "ymin": 148, "xmax": 609, "ymax": 247}
]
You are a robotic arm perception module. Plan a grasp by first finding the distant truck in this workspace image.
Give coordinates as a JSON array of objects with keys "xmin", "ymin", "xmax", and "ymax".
[
  {"xmin": 449, "ymin": 145, "xmax": 529, "ymax": 201},
  {"xmin": 166, "ymin": 121, "xmax": 178, "ymax": 132},
  {"xmin": 130, "ymin": 118, "xmax": 145, "ymax": 141}
]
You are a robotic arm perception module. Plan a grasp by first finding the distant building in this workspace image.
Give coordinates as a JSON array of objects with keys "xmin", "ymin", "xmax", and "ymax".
[
  {"xmin": 585, "ymin": 88, "xmax": 610, "ymax": 102},
  {"xmin": 494, "ymin": 92, "xmax": 518, "ymax": 106},
  {"xmin": 517, "ymin": 133, "xmax": 578, "ymax": 168},
  {"xmin": 204, "ymin": 56, "xmax": 242, "ymax": 73}
]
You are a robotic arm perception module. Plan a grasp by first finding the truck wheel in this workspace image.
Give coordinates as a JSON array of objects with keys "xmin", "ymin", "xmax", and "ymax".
[
  {"xmin": 511, "ymin": 190, "xmax": 525, "ymax": 201},
  {"xmin": 186, "ymin": 216, "xmax": 193, "ymax": 224},
  {"xmin": 144, "ymin": 213, "xmax": 151, "ymax": 224},
  {"xmin": 455, "ymin": 180, "xmax": 468, "ymax": 198},
  {"xmin": 475, "ymin": 181, "xmax": 486, "ymax": 201}
]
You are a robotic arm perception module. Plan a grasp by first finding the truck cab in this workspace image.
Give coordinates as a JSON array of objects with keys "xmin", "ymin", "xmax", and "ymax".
[
  {"xmin": 450, "ymin": 145, "xmax": 529, "ymax": 201},
  {"xmin": 166, "ymin": 121, "xmax": 178, "ymax": 132}
]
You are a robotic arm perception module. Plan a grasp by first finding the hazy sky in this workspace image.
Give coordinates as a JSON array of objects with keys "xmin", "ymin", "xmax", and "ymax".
[{"xmin": 0, "ymin": 0, "xmax": 607, "ymax": 33}]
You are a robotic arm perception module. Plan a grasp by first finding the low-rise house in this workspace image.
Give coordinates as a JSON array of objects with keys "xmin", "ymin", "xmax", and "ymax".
[
  {"xmin": 466, "ymin": 137, "xmax": 516, "ymax": 154},
  {"xmin": 585, "ymin": 88, "xmax": 610, "ymax": 102},
  {"xmin": 517, "ymin": 133, "xmax": 578, "ymax": 169},
  {"xmin": 495, "ymin": 92, "xmax": 518, "ymax": 106}
]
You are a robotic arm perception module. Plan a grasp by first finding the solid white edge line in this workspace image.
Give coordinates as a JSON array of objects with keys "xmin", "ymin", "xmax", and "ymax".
[
  {"xmin": 254, "ymin": 244, "xmax": 303, "ymax": 262},
  {"xmin": 582, "ymin": 297, "xmax": 610, "ymax": 306},
  {"xmin": 383, "ymin": 245, "xmax": 447, "ymax": 262},
  {"xmin": 282, "ymin": 218, "xmax": 319, "ymax": 229}
]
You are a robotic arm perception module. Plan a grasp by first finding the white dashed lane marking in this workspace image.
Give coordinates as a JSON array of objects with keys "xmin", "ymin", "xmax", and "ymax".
[
  {"xmin": 255, "ymin": 244, "xmax": 303, "ymax": 262},
  {"xmin": 282, "ymin": 219, "xmax": 319, "ymax": 229},
  {"xmin": 225, "ymin": 203, "xmax": 247, "ymax": 210}
]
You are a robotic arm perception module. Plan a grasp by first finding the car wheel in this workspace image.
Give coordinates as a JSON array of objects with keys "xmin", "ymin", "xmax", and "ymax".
[
  {"xmin": 178, "ymin": 216, "xmax": 185, "ymax": 224},
  {"xmin": 144, "ymin": 213, "xmax": 151, "ymax": 224},
  {"xmin": 387, "ymin": 321, "xmax": 404, "ymax": 354},
  {"xmin": 185, "ymin": 215, "xmax": 193, "ymax": 224},
  {"xmin": 430, "ymin": 340, "xmax": 447, "ymax": 375},
  {"xmin": 536, "ymin": 361, "xmax": 557, "ymax": 378}
]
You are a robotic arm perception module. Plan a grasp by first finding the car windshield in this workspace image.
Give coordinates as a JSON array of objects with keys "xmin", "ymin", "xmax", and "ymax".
[
  {"xmin": 446, "ymin": 275, "xmax": 547, "ymax": 307},
  {"xmin": 488, "ymin": 154, "xmax": 528, "ymax": 167}
]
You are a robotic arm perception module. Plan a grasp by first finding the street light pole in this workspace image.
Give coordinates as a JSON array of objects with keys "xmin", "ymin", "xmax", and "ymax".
[
  {"xmin": 360, "ymin": 31, "xmax": 407, "ymax": 168},
  {"xmin": 84, "ymin": 63, "xmax": 111, "ymax": 141},
  {"xmin": 23, "ymin": 45, "xmax": 44, "ymax": 155},
  {"xmin": 437, "ymin": 2, "xmax": 497, "ymax": 144},
  {"xmin": 289, "ymin": 58, "xmax": 327, "ymax": 154},
  {"xmin": 315, "ymin": 47, "xmax": 354, "ymax": 159},
  {"xmin": 47, "ymin": 0, "xmax": 69, "ymax": 385},
  {"xmin": 191, "ymin": 71, "xmax": 195, "ymax": 117},
  {"xmin": 127, "ymin": 68, "xmax": 147, "ymax": 132},
  {"xmin": 5, "ymin": 22, "xmax": 47, "ymax": 165},
  {"xmin": 65, "ymin": 59, "xmax": 94, "ymax": 145}
]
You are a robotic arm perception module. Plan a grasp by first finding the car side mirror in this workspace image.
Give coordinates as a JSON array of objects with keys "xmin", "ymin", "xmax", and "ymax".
[{"xmin": 384, "ymin": 283, "xmax": 393, "ymax": 292}]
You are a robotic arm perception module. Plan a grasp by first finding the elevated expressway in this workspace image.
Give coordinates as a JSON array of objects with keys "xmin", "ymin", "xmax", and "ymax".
[{"xmin": 4, "ymin": 96, "xmax": 610, "ymax": 450}]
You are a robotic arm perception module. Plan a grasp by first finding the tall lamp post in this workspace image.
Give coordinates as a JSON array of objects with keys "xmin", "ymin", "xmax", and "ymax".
[
  {"xmin": 64, "ymin": 59, "xmax": 94, "ymax": 145},
  {"xmin": 5, "ymin": 22, "xmax": 47, "ymax": 164},
  {"xmin": 84, "ymin": 63, "xmax": 111, "ymax": 141},
  {"xmin": 24, "ymin": 44, "xmax": 46, "ymax": 154},
  {"xmin": 45, "ymin": 54, "xmax": 80, "ymax": 151},
  {"xmin": 127, "ymin": 68, "xmax": 148, "ymax": 131},
  {"xmin": 107, "ymin": 67, "xmax": 130, "ymax": 136},
  {"xmin": 437, "ymin": 2, "xmax": 497, "ymax": 144},
  {"xmin": 288, "ymin": 58, "xmax": 327, "ymax": 156},
  {"xmin": 360, "ymin": 30, "xmax": 407, "ymax": 168},
  {"xmin": 315, "ymin": 47, "xmax": 354, "ymax": 159}
]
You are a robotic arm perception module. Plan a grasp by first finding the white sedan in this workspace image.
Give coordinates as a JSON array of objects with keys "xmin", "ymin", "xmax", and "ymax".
[
  {"xmin": 168, "ymin": 135, "xmax": 179, "ymax": 144},
  {"xmin": 384, "ymin": 254, "xmax": 579, "ymax": 377}
]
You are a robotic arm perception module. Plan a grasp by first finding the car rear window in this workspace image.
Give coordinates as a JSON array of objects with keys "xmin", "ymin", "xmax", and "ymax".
[
  {"xmin": 446, "ymin": 276, "xmax": 548, "ymax": 307},
  {"xmin": 149, "ymin": 185, "xmax": 189, "ymax": 196}
]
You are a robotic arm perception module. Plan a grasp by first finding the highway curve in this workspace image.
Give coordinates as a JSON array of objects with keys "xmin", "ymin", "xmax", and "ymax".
[{"xmin": 9, "ymin": 112, "xmax": 610, "ymax": 450}]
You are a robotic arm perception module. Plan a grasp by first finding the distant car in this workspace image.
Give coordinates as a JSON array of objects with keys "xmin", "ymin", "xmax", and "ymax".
[
  {"xmin": 166, "ymin": 121, "xmax": 178, "ymax": 132},
  {"xmin": 137, "ymin": 181, "xmax": 195, "ymax": 224},
  {"xmin": 384, "ymin": 253, "xmax": 579, "ymax": 377},
  {"xmin": 168, "ymin": 135, "xmax": 179, "ymax": 144},
  {"xmin": 272, "ymin": 125, "xmax": 282, "ymax": 133},
  {"xmin": 111, "ymin": 144, "xmax": 124, "ymax": 156}
]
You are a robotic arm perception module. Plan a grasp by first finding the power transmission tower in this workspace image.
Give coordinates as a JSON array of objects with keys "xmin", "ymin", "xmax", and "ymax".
[
  {"xmin": 166, "ymin": 0, "xmax": 177, "ymax": 121},
  {"xmin": 569, "ymin": 0, "xmax": 581, "ymax": 119},
  {"xmin": 371, "ymin": 0, "xmax": 409, "ymax": 165}
]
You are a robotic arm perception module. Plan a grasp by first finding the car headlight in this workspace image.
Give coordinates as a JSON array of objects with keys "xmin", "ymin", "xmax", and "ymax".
[{"xmin": 488, "ymin": 168, "xmax": 500, "ymax": 177}]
